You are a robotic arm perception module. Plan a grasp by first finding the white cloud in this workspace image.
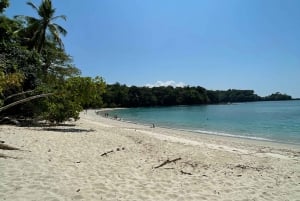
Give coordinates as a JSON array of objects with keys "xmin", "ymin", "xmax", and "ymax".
[{"xmin": 146, "ymin": 80, "xmax": 186, "ymax": 88}]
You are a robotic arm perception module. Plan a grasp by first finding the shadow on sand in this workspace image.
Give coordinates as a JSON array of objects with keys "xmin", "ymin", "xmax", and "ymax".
[{"xmin": 42, "ymin": 128, "xmax": 95, "ymax": 133}]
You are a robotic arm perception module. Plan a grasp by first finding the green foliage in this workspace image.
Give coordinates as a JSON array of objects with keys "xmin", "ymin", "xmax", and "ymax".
[
  {"xmin": 0, "ymin": 71, "xmax": 24, "ymax": 94},
  {"xmin": 41, "ymin": 43, "xmax": 80, "ymax": 77},
  {"xmin": 64, "ymin": 76, "xmax": 106, "ymax": 108},
  {"xmin": 38, "ymin": 76, "xmax": 106, "ymax": 123},
  {"xmin": 102, "ymin": 84, "xmax": 292, "ymax": 108},
  {"xmin": 103, "ymin": 84, "xmax": 211, "ymax": 107},
  {"xmin": 0, "ymin": 15, "xmax": 21, "ymax": 42},
  {"xmin": 102, "ymin": 82, "xmax": 129, "ymax": 107},
  {"xmin": 264, "ymin": 92, "xmax": 292, "ymax": 101},
  {"xmin": 0, "ymin": 71, "xmax": 23, "ymax": 107},
  {"xmin": 0, "ymin": 1, "xmax": 102, "ymax": 124},
  {"xmin": 41, "ymin": 94, "xmax": 82, "ymax": 123},
  {"xmin": 15, "ymin": 0, "xmax": 67, "ymax": 53},
  {"xmin": 0, "ymin": 0, "xmax": 9, "ymax": 13},
  {"xmin": 207, "ymin": 89, "xmax": 261, "ymax": 103},
  {"xmin": 1, "ymin": 42, "xmax": 41, "ymax": 87}
]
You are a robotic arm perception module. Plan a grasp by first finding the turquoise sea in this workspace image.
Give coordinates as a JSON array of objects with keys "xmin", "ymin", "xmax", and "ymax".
[{"xmin": 106, "ymin": 100, "xmax": 300, "ymax": 145}]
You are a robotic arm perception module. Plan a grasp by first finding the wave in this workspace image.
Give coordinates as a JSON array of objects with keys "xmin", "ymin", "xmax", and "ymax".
[
  {"xmin": 191, "ymin": 129, "xmax": 274, "ymax": 142},
  {"xmin": 190, "ymin": 129, "xmax": 300, "ymax": 145}
]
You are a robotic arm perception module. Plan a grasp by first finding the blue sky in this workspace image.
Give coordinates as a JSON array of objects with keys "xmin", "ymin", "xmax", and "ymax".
[{"xmin": 5, "ymin": 0, "xmax": 300, "ymax": 98}]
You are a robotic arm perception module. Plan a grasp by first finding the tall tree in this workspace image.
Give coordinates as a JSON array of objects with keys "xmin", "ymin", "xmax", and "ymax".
[{"xmin": 15, "ymin": 0, "xmax": 67, "ymax": 53}]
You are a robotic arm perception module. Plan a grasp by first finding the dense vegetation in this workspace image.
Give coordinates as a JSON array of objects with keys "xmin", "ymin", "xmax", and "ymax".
[
  {"xmin": 0, "ymin": 0, "xmax": 105, "ymax": 123},
  {"xmin": 102, "ymin": 83, "xmax": 292, "ymax": 108},
  {"xmin": 0, "ymin": 0, "xmax": 293, "ymax": 124}
]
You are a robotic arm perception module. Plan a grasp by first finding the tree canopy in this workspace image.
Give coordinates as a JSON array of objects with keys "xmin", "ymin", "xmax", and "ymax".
[
  {"xmin": 15, "ymin": 0, "xmax": 67, "ymax": 53},
  {"xmin": 102, "ymin": 84, "xmax": 292, "ymax": 108},
  {"xmin": 0, "ymin": 0, "xmax": 106, "ymax": 124},
  {"xmin": 0, "ymin": 0, "xmax": 9, "ymax": 13}
]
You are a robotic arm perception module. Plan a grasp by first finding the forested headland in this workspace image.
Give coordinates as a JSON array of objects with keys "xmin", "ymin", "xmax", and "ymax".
[
  {"xmin": 101, "ymin": 83, "xmax": 292, "ymax": 108},
  {"xmin": 0, "ymin": 0, "xmax": 292, "ymax": 124}
]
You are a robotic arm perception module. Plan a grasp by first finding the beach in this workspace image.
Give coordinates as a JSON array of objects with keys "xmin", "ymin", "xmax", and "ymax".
[{"xmin": 0, "ymin": 110, "xmax": 299, "ymax": 201}]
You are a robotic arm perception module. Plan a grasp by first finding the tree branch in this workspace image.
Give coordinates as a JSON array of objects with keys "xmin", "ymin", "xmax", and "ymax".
[
  {"xmin": 4, "ymin": 90, "xmax": 35, "ymax": 101},
  {"xmin": 0, "ymin": 93, "xmax": 54, "ymax": 113},
  {"xmin": 154, "ymin": 157, "xmax": 182, "ymax": 169}
]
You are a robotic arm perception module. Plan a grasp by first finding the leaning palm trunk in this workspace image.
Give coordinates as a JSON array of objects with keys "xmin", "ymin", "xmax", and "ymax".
[
  {"xmin": 0, "ymin": 93, "xmax": 53, "ymax": 113},
  {"xmin": 4, "ymin": 90, "xmax": 35, "ymax": 101}
]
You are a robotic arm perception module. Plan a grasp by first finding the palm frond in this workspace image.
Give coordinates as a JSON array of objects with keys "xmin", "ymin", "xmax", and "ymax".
[
  {"xmin": 38, "ymin": 0, "xmax": 55, "ymax": 18},
  {"xmin": 13, "ymin": 15, "xmax": 26, "ymax": 20},
  {"xmin": 14, "ymin": 15, "xmax": 38, "ymax": 25},
  {"xmin": 52, "ymin": 15, "xmax": 67, "ymax": 21},
  {"xmin": 26, "ymin": 1, "xmax": 39, "ymax": 12},
  {"xmin": 52, "ymin": 23, "xmax": 67, "ymax": 36},
  {"xmin": 17, "ymin": 0, "xmax": 67, "ymax": 53},
  {"xmin": 48, "ymin": 24, "xmax": 64, "ymax": 49}
]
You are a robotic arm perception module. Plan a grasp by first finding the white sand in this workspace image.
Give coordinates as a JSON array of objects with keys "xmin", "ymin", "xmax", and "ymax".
[{"xmin": 0, "ymin": 110, "xmax": 300, "ymax": 201}]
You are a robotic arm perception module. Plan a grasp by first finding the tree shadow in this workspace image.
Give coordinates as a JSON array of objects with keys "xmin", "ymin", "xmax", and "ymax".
[
  {"xmin": 0, "ymin": 117, "xmax": 78, "ymax": 127},
  {"xmin": 42, "ymin": 128, "xmax": 95, "ymax": 133}
]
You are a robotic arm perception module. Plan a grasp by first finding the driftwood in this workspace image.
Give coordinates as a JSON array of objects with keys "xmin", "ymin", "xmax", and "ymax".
[
  {"xmin": 180, "ymin": 170, "xmax": 192, "ymax": 175},
  {"xmin": 0, "ymin": 117, "xmax": 20, "ymax": 126},
  {"xmin": 154, "ymin": 157, "xmax": 182, "ymax": 169},
  {"xmin": 100, "ymin": 147, "xmax": 125, "ymax": 156},
  {"xmin": 235, "ymin": 164, "xmax": 267, "ymax": 172},
  {"xmin": 0, "ymin": 143, "xmax": 19, "ymax": 150},
  {"xmin": 0, "ymin": 153, "xmax": 8, "ymax": 158},
  {"xmin": 101, "ymin": 150, "xmax": 114, "ymax": 156},
  {"xmin": 0, "ymin": 153, "xmax": 18, "ymax": 159}
]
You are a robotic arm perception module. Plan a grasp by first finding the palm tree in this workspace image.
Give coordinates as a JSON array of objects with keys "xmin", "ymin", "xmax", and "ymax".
[{"xmin": 15, "ymin": 0, "xmax": 67, "ymax": 53}]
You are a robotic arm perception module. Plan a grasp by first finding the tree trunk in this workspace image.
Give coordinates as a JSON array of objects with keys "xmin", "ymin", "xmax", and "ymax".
[
  {"xmin": 4, "ymin": 90, "xmax": 35, "ymax": 101},
  {"xmin": 0, "ymin": 93, "xmax": 53, "ymax": 113}
]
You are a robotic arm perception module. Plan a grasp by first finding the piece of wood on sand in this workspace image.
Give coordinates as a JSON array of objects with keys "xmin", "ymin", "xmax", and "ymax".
[
  {"xmin": 100, "ymin": 150, "xmax": 114, "ymax": 157},
  {"xmin": 0, "ymin": 144, "xmax": 20, "ymax": 150},
  {"xmin": 0, "ymin": 153, "xmax": 18, "ymax": 159},
  {"xmin": 154, "ymin": 157, "xmax": 182, "ymax": 169}
]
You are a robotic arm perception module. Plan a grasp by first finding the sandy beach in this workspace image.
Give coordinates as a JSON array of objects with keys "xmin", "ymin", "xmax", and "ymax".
[{"xmin": 0, "ymin": 110, "xmax": 300, "ymax": 201}]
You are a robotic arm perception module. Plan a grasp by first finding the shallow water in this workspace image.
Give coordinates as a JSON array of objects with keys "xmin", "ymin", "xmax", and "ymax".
[{"xmin": 105, "ymin": 100, "xmax": 300, "ymax": 145}]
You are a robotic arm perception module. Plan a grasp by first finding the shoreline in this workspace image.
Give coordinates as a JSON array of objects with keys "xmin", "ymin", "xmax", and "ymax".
[
  {"xmin": 1, "ymin": 110, "xmax": 299, "ymax": 200},
  {"xmin": 85, "ymin": 109, "xmax": 300, "ymax": 160},
  {"xmin": 95, "ymin": 108, "xmax": 300, "ymax": 148}
]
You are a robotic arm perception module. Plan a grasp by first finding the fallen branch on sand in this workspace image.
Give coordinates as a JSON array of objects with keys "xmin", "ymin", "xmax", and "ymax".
[
  {"xmin": 0, "ymin": 143, "xmax": 20, "ymax": 150},
  {"xmin": 180, "ymin": 170, "xmax": 192, "ymax": 175},
  {"xmin": 0, "ymin": 153, "xmax": 8, "ymax": 158},
  {"xmin": 101, "ymin": 150, "xmax": 114, "ymax": 156},
  {"xmin": 235, "ymin": 164, "xmax": 269, "ymax": 172},
  {"xmin": 0, "ymin": 153, "xmax": 18, "ymax": 159},
  {"xmin": 154, "ymin": 157, "xmax": 182, "ymax": 169},
  {"xmin": 100, "ymin": 147, "xmax": 125, "ymax": 157}
]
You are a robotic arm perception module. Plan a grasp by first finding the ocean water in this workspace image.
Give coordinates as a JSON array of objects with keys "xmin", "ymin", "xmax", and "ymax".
[{"xmin": 106, "ymin": 101, "xmax": 300, "ymax": 145}]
